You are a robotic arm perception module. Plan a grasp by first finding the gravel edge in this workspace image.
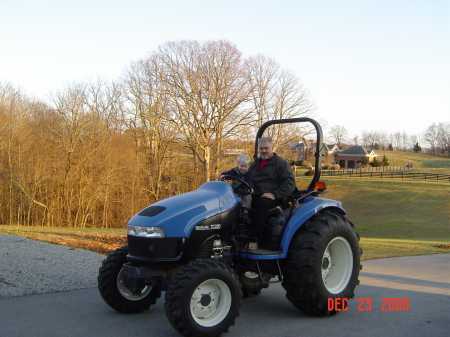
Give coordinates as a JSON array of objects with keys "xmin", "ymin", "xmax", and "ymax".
[{"xmin": 0, "ymin": 233, "xmax": 106, "ymax": 298}]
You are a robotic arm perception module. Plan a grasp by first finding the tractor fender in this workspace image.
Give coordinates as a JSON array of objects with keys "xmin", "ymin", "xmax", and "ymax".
[{"xmin": 278, "ymin": 197, "xmax": 346, "ymax": 258}]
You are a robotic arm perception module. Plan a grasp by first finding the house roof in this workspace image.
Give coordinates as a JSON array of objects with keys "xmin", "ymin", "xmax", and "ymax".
[
  {"xmin": 338, "ymin": 146, "xmax": 370, "ymax": 155},
  {"xmin": 324, "ymin": 144, "xmax": 339, "ymax": 151},
  {"xmin": 290, "ymin": 138, "xmax": 314, "ymax": 149}
]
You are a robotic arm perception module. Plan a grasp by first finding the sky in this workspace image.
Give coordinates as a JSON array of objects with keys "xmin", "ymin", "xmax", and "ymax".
[{"xmin": 1, "ymin": 0, "xmax": 449, "ymax": 140}]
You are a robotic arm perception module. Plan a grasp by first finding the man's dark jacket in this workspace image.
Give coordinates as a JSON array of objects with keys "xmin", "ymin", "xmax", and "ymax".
[{"xmin": 249, "ymin": 153, "xmax": 295, "ymax": 201}]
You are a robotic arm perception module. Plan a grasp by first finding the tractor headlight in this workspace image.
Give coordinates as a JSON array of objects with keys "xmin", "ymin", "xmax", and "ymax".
[{"xmin": 127, "ymin": 225, "xmax": 165, "ymax": 238}]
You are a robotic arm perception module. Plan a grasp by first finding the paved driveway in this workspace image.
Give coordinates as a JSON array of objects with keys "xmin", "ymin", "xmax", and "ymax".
[{"xmin": 0, "ymin": 234, "xmax": 449, "ymax": 337}]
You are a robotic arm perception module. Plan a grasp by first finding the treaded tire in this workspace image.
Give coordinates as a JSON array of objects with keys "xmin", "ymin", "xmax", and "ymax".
[
  {"xmin": 281, "ymin": 209, "xmax": 361, "ymax": 316},
  {"xmin": 98, "ymin": 246, "xmax": 161, "ymax": 313},
  {"xmin": 239, "ymin": 272, "xmax": 273, "ymax": 297},
  {"xmin": 165, "ymin": 259, "xmax": 242, "ymax": 337}
]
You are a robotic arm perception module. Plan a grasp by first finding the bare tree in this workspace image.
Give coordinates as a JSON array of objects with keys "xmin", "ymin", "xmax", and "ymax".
[
  {"xmin": 393, "ymin": 131, "xmax": 402, "ymax": 151},
  {"xmin": 379, "ymin": 131, "xmax": 389, "ymax": 150},
  {"xmin": 330, "ymin": 125, "xmax": 348, "ymax": 147},
  {"xmin": 122, "ymin": 57, "xmax": 180, "ymax": 201},
  {"xmin": 361, "ymin": 131, "xmax": 371, "ymax": 148},
  {"xmin": 0, "ymin": 83, "xmax": 54, "ymax": 226},
  {"xmin": 48, "ymin": 80, "xmax": 127, "ymax": 227},
  {"xmin": 424, "ymin": 123, "xmax": 439, "ymax": 155},
  {"xmin": 0, "ymin": 83, "xmax": 32, "ymax": 225},
  {"xmin": 156, "ymin": 40, "xmax": 253, "ymax": 182},
  {"xmin": 0, "ymin": 41, "xmax": 318, "ymax": 228},
  {"xmin": 401, "ymin": 132, "xmax": 409, "ymax": 152},
  {"xmin": 246, "ymin": 55, "xmax": 314, "ymax": 151},
  {"xmin": 245, "ymin": 54, "xmax": 279, "ymax": 128},
  {"xmin": 437, "ymin": 122, "xmax": 450, "ymax": 157}
]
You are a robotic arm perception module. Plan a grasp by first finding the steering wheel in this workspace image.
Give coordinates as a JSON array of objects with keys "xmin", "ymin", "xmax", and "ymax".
[{"xmin": 220, "ymin": 175, "xmax": 253, "ymax": 194}]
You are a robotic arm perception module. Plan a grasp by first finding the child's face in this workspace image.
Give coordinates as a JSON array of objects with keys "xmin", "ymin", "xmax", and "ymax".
[{"xmin": 237, "ymin": 163, "xmax": 249, "ymax": 174}]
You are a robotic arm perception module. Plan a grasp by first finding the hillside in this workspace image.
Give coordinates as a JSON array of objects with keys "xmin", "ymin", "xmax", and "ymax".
[{"xmin": 374, "ymin": 150, "xmax": 449, "ymax": 173}]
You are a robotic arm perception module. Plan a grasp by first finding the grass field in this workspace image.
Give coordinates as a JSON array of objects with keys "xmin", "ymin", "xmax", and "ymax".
[
  {"xmin": 314, "ymin": 179, "xmax": 450, "ymax": 259},
  {"xmin": 1, "ymin": 153, "xmax": 449, "ymax": 260},
  {"xmin": 365, "ymin": 150, "xmax": 450, "ymax": 174}
]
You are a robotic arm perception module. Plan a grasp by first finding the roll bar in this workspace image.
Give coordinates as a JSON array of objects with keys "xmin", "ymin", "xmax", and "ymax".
[{"xmin": 254, "ymin": 118, "xmax": 325, "ymax": 192}]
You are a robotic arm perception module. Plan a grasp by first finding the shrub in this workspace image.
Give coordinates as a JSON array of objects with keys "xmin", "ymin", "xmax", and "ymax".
[
  {"xmin": 304, "ymin": 169, "xmax": 315, "ymax": 176},
  {"xmin": 330, "ymin": 164, "xmax": 340, "ymax": 170},
  {"xmin": 299, "ymin": 160, "xmax": 312, "ymax": 167},
  {"xmin": 370, "ymin": 158, "xmax": 381, "ymax": 167},
  {"xmin": 361, "ymin": 157, "xmax": 369, "ymax": 167}
]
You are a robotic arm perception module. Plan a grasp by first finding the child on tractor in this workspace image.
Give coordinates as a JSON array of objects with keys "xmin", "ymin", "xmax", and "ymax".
[{"xmin": 220, "ymin": 154, "xmax": 254, "ymax": 219}]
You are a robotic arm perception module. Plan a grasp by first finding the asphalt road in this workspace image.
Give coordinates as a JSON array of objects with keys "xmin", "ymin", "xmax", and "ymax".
[{"xmin": 0, "ymin": 245, "xmax": 448, "ymax": 336}]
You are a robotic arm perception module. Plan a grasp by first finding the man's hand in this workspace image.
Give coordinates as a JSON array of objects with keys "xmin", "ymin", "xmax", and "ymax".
[{"xmin": 261, "ymin": 192, "xmax": 275, "ymax": 200}]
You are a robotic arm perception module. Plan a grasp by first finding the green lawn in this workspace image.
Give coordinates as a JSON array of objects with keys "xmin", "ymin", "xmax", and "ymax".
[
  {"xmin": 374, "ymin": 150, "xmax": 450, "ymax": 173},
  {"xmin": 309, "ymin": 178, "xmax": 450, "ymax": 259}
]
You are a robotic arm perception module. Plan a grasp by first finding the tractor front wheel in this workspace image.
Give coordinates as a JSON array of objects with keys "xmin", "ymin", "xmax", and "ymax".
[
  {"xmin": 165, "ymin": 259, "xmax": 242, "ymax": 337},
  {"xmin": 97, "ymin": 246, "xmax": 161, "ymax": 313}
]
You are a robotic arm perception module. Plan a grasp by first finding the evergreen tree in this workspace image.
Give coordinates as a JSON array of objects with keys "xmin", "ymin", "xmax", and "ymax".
[
  {"xmin": 361, "ymin": 156, "xmax": 369, "ymax": 167},
  {"xmin": 413, "ymin": 142, "xmax": 422, "ymax": 153},
  {"xmin": 370, "ymin": 157, "xmax": 381, "ymax": 167}
]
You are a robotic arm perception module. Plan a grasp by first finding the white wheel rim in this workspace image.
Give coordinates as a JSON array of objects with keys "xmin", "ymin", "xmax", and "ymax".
[
  {"xmin": 190, "ymin": 279, "xmax": 232, "ymax": 327},
  {"xmin": 321, "ymin": 236, "xmax": 353, "ymax": 294},
  {"xmin": 243, "ymin": 272, "xmax": 259, "ymax": 279},
  {"xmin": 117, "ymin": 268, "xmax": 153, "ymax": 300}
]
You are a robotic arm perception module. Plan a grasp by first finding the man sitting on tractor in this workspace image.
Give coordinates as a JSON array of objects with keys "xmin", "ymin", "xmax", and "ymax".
[{"xmin": 249, "ymin": 137, "xmax": 296, "ymax": 246}]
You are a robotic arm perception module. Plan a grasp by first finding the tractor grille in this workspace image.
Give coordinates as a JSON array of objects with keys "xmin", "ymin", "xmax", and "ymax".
[{"xmin": 127, "ymin": 236, "xmax": 183, "ymax": 260}]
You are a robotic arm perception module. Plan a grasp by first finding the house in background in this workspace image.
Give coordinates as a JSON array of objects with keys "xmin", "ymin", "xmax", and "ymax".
[
  {"xmin": 290, "ymin": 138, "xmax": 315, "ymax": 162},
  {"xmin": 324, "ymin": 144, "xmax": 340, "ymax": 156},
  {"xmin": 334, "ymin": 146, "xmax": 378, "ymax": 168},
  {"xmin": 290, "ymin": 139, "xmax": 340, "ymax": 163}
]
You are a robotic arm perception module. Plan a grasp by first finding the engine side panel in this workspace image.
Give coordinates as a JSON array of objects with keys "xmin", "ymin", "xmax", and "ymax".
[
  {"xmin": 127, "ymin": 204, "xmax": 240, "ymax": 264},
  {"xmin": 127, "ymin": 181, "xmax": 239, "ymax": 238}
]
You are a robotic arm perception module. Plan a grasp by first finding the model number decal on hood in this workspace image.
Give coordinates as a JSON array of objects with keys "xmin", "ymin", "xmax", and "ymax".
[{"xmin": 195, "ymin": 224, "xmax": 221, "ymax": 230}]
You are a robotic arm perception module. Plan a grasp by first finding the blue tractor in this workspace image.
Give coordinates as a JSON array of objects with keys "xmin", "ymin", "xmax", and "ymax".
[{"xmin": 98, "ymin": 118, "xmax": 361, "ymax": 337}]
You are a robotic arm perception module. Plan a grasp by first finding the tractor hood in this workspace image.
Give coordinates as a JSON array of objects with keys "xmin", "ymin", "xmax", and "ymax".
[{"xmin": 127, "ymin": 181, "xmax": 239, "ymax": 237}]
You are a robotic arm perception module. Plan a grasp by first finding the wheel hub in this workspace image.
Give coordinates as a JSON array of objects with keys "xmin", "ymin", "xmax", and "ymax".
[
  {"xmin": 322, "ymin": 256, "xmax": 330, "ymax": 270},
  {"xmin": 191, "ymin": 282, "xmax": 220, "ymax": 319},
  {"xmin": 321, "ymin": 236, "xmax": 353, "ymax": 294},
  {"xmin": 189, "ymin": 278, "xmax": 233, "ymax": 327},
  {"xmin": 117, "ymin": 268, "xmax": 153, "ymax": 300},
  {"xmin": 200, "ymin": 294, "xmax": 212, "ymax": 306}
]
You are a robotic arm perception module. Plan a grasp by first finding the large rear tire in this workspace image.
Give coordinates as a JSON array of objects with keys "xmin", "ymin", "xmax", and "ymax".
[
  {"xmin": 281, "ymin": 209, "xmax": 361, "ymax": 316},
  {"xmin": 165, "ymin": 259, "xmax": 242, "ymax": 337},
  {"xmin": 98, "ymin": 246, "xmax": 161, "ymax": 313}
]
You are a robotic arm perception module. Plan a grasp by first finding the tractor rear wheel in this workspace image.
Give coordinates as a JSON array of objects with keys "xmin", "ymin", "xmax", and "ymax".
[
  {"xmin": 165, "ymin": 259, "xmax": 242, "ymax": 337},
  {"xmin": 281, "ymin": 209, "xmax": 361, "ymax": 316}
]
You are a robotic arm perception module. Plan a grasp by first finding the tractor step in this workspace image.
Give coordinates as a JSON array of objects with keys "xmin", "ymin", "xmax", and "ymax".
[{"xmin": 235, "ymin": 247, "xmax": 282, "ymax": 255}]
